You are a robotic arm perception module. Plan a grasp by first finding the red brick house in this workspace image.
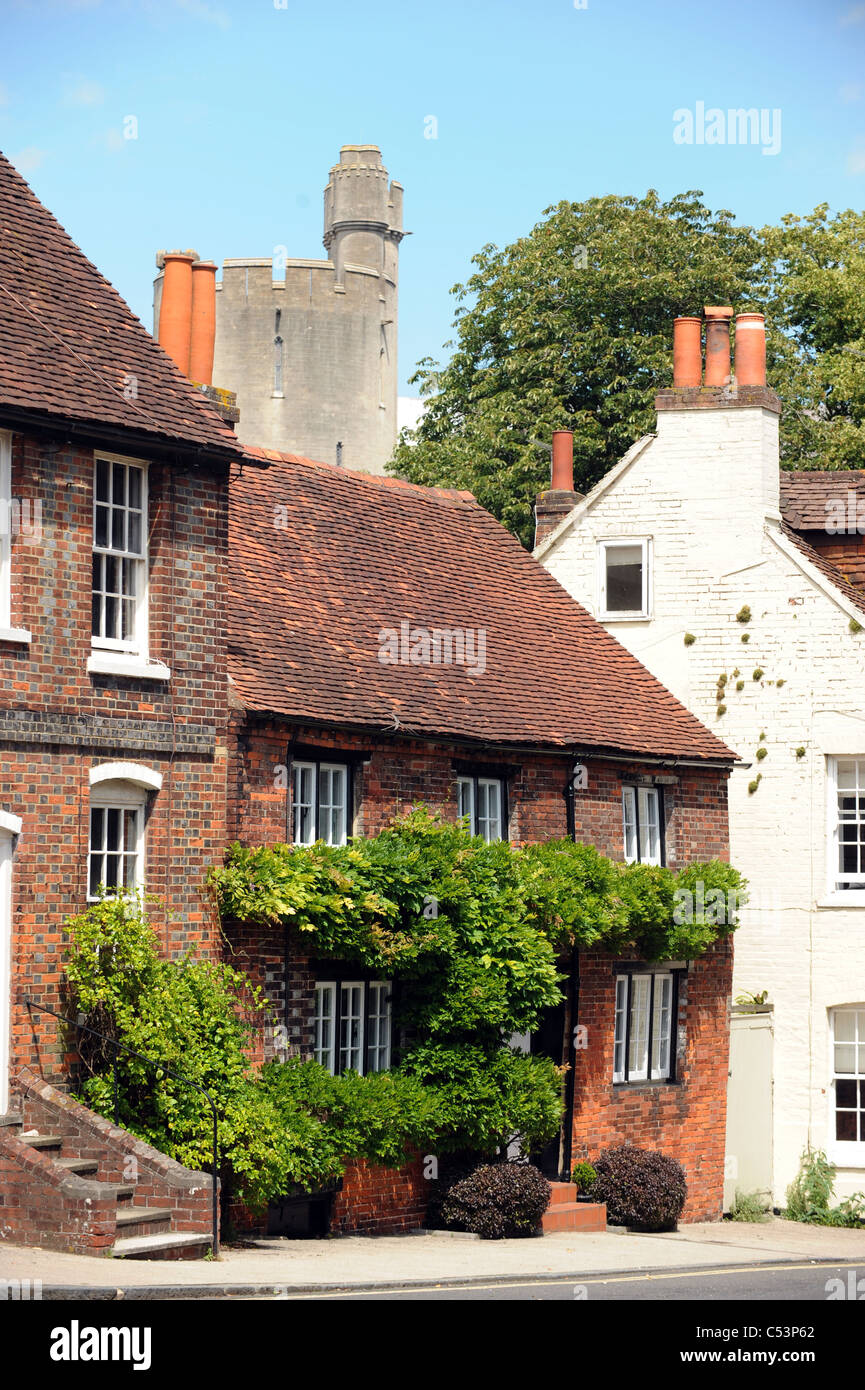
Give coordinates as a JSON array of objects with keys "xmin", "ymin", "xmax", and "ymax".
[
  {"xmin": 0, "ymin": 152, "xmax": 241, "ymax": 1255},
  {"xmin": 0, "ymin": 150, "xmax": 738, "ymax": 1251},
  {"xmin": 225, "ymin": 444, "xmax": 738, "ymax": 1221}
]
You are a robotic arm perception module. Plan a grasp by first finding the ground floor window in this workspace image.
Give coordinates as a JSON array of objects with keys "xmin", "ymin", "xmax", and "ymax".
[
  {"xmin": 614, "ymin": 970, "xmax": 676, "ymax": 1083},
  {"xmin": 832, "ymin": 1007, "xmax": 865, "ymax": 1143},
  {"xmin": 313, "ymin": 978, "xmax": 392, "ymax": 1075},
  {"xmin": 456, "ymin": 774, "xmax": 505, "ymax": 841},
  {"xmin": 292, "ymin": 760, "xmax": 349, "ymax": 846}
]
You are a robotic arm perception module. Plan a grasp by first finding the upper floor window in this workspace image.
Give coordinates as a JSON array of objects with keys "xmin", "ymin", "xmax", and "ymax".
[
  {"xmin": 830, "ymin": 1007, "xmax": 865, "ymax": 1151},
  {"xmin": 829, "ymin": 758, "xmax": 865, "ymax": 896},
  {"xmin": 293, "ymin": 760, "xmax": 349, "ymax": 846},
  {"xmin": 313, "ymin": 978, "xmax": 392, "ymax": 1075},
  {"xmin": 0, "ymin": 430, "xmax": 11, "ymax": 628},
  {"xmin": 92, "ymin": 455, "xmax": 147, "ymax": 652},
  {"xmin": 457, "ymin": 775, "xmax": 505, "ymax": 842},
  {"xmin": 599, "ymin": 539, "xmax": 651, "ymax": 619},
  {"xmin": 614, "ymin": 970, "xmax": 676, "ymax": 1084},
  {"xmin": 622, "ymin": 784, "xmax": 663, "ymax": 865}
]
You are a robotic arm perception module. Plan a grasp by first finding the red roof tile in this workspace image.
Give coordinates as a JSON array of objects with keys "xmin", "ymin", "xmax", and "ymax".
[
  {"xmin": 228, "ymin": 449, "xmax": 737, "ymax": 762},
  {"xmin": 780, "ymin": 470, "xmax": 865, "ymax": 530},
  {"xmin": 0, "ymin": 152, "xmax": 241, "ymax": 458}
]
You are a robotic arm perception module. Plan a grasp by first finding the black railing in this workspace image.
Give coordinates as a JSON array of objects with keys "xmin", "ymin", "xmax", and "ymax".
[{"xmin": 24, "ymin": 997, "xmax": 219, "ymax": 1257}]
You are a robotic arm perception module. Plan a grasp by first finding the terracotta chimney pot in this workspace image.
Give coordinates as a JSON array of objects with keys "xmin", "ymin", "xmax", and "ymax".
[
  {"xmin": 703, "ymin": 305, "xmax": 734, "ymax": 387},
  {"xmin": 189, "ymin": 260, "xmax": 218, "ymax": 386},
  {"xmin": 734, "ymin": 313, "xmax": 766, "ymax": 387},
  {"xmin": 158, "ymin": 252, "xmax": 196, "ymax": 374},
  {"xmin": 551, "ymin": 431, "xmax": 574, "ymax": 491},
  {"xmin": 672, "ymin": 316, "xmax": 702, "ymax": 387}
]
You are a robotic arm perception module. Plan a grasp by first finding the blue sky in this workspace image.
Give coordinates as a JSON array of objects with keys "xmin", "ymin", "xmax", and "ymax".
[{"xmin": 3, "ymin": 0, "xmax": 864, "ymax": 404}]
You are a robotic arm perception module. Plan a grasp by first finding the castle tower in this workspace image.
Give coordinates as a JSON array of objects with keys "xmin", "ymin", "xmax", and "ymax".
[{"xmin": 206, "ymin": 144, "xmax": 404, "ymax": 474}]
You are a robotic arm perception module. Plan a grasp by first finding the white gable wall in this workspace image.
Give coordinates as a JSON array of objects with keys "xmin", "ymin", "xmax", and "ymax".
[{"xmin": 539, "ymin": 402, "xmax": 865, "ymax": 1206}]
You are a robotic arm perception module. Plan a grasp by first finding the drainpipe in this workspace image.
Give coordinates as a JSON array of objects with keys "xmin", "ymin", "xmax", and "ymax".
[{"xmin": 562, "ymin": 946, "xmax": 579, "ymax": 1179}]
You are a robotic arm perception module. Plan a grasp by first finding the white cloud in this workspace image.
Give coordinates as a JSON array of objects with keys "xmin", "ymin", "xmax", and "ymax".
[
  {"xmin": 10, "ymin": 146, "xmax": 47, "ymax": 174},
  {"xmin": 840, "ymin": 82, "xmax": 863, "ymax": 104},
  {"xmin": 398, "ymin": 397, "xmax": 426, "ymax": 434},
  {"xmin": 64, "ymin": 78, "xmax": 106, "ymax": 108},
  {"xmin": 848, "ymin": 138, "xmax": 865, "ymax": 174},
  {"xmin": 841, "ymin": 3, "xmax": 865, "ymax": 23}
]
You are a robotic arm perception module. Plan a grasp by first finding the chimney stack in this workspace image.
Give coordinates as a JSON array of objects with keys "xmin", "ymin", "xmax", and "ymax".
[
  {"xmin": 734, "ymin": 312, "xmax": 766, "ymax": 387},
  {"xmin": 703, "ymin": 305, "xmax": 734, "ymax": 386},
  {"xmin": 189, "ymin": 260, "xmax": 217, "ymax": 386},
  {"xmin": 534, "ymin": 430, "xmax": 583, "ymax": 550},
  {"xmin": 157, "ymin": 251, "xmax": 196, "ymax": 374}
]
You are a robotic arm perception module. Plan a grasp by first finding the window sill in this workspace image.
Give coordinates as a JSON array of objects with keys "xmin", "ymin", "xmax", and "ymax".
[
  {"xmin": 0, "ymin": 626, "xmax": 32, "ymax": 645},
  {"xmin": 87, "ymin": 651, "xmax": 171, "ymax": 681},
  {"xmin": 816, "ymin": 894, "xmax": 865, "ymax": 909},
  {"xmin": 600, "ymin": 613, "xmax": 652, "ymax": 623}
]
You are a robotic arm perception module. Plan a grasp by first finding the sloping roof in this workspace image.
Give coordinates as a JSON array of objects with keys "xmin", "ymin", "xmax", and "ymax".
[
  {"xmin": 227, "ymin": 448, "xmax": 737, "ymax": 762},
  {"xmin": 0, "ymin": 151, "xmax": 241, "ymax": 458},
  {"xmin": 780, "ymin": 470, "xmax": 865, "ymax": 530},
  {"xmin": 779, "ymin": 521, "xmax": 865, "ymax": 621}
]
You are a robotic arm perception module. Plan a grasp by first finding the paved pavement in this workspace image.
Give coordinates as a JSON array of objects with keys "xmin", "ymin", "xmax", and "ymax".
[{"xmin": 1, "ymin": 1216, "xmax": 864, "ymax": 1297}]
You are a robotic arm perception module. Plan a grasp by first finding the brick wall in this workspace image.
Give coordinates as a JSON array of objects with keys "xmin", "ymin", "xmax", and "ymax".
[
  {"xmin": 1, "ymin": 429, "xmax": 230, "ymax": 1088},
  {"xmin": 572, "ymin": 941, "xmax": 734, "ymax": 1223},
  {"xmin": 330, "ymin": 1155, "xmax": 427, "ymax": 1234}
]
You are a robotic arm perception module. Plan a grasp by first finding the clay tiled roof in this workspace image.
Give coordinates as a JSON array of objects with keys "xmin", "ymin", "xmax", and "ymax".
[
  {"xmin": 780, "ymin": 522, "xmax": 865, "ymax": 621},
  {"xmin": 780, "ymin": 470, "xmax": 865, "ymax": 530},
  {"xmin": 0, "ymin": 152, "xmax": 241, "ymax": 458},
  {"xmin": 228, "ymin": 449, "xmax": 737, "ymax": 762}
]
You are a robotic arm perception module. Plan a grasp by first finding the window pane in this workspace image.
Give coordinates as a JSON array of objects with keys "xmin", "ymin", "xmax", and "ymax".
[
  {"xmin": 111, "ymin": 506, "xmax": 125, "ymax": 551},
  {"xmin": 832, "ymin": 1009, "xmax": 865, "ymax": 1144},
  {"xmin": 605, "ymin": 544, "xmax": 643, "ymax": 613},
  {"xmin": 112, "ymin": 462, "xmax": 126, "ymax": 506},
  {"xmin": 639, "ymin": 787, "xmax": 661, "ymax": 866},
  {"xmin": 622, "ymin": 786, "xmax": 638, "ymax": 863},
  {"xmin": 314, "ymin": 983, "xmax": 336, "ymax": 1073},
  {"xmin": 128, "ymin": 467, "xmax": 142, "ymax": 510},
  {"xmin": 835, "ymin": 760, "xmax": 865, "ymax": 889},
  {"xmin": 457, "ymin": 777, "xmax": 474, "ymax": 827},
  {"xmin": 627, "ymin": 974, "xmax": 650, "ymax": 1080},
  {"xmin": 477, "ymin": 778, "xmax": 502, "ymax": 842},
  {"xmin": 613, "ymin": 976, "xmax": 627, "ymax": 1082},
  {"xmin": 367, "ymin": 982, "xmax": 392, "ymax": 1072},
  {"xmin": 94, "ymin": 505, "xmax": 109, "ymax": 548},
  {"xmin": 319, "ymin": 765, "xmax": 347, "ymax": 846},
  {"xmin": 95, "ymin": 458, "xmax": 110, "ymax": 502},
  {"xmin": 292, "ymin": 762, "xmax": 316, "ymax": 845},
  {"xmin": 339, "ymin": 983, "xmax": 364, "ymax": 1073},
  {"xmin": 651, "ymin": 974, "xmax": 673, "ymax": 1079}
]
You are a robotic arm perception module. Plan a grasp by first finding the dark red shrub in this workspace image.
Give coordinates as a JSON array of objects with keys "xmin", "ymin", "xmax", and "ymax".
[{"xmin": 592, "ymin": 1145, "xmax": 686, "ymax": 1231}]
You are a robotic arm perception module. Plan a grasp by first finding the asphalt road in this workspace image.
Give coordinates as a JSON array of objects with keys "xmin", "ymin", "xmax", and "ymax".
[{"xmin": 274, "ymin": 1261, "xmax": 865, "ymax": 1301}]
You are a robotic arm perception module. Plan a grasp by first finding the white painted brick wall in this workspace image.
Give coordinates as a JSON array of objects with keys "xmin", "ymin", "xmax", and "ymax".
[{"xmin": 540, "ymin": 404, "xmax": 865, "ymax": 1204}]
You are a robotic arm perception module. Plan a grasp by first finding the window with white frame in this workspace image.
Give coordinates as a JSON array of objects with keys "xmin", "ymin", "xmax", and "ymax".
[
  {"xmin": 829, "ymin": 759, "xmax": 865, "ymax": 894},
  {"xmin": 313, "ymin": 979, "xmax": 392, "ymax": 1075},
  {"xmin": 292, "ymin": 760, "xmax": 349, "ymax": 846},
  {"xmin": 622, "ymin": 784, "xmax": 663, "ymax": 865},
  {"xmin": 599, "ymin": 539, "xmax": 651, "ymax": 619},
  {"xmin": 87, "ymin": 781, "xmax": 145, "ymax": 899},
  {"xmin": 456, "ymin": 775, "xmax": 505, "ymax": 842},
  {"xmin": 831, "ymin": 1007, "xmax": 865, "ymax": 1145},
  {"xmin": 614, "ymin": 971, "xmax": 676, "ymax": 1084},
  {"xmin": 92, "ymin": 455, "xmax": 147, "ymax": 651}
]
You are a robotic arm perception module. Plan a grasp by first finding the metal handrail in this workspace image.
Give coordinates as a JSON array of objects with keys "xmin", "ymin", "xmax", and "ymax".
[{"xmin": 24, "ymin": 997, "xmax": 219, "ymax": 1257}]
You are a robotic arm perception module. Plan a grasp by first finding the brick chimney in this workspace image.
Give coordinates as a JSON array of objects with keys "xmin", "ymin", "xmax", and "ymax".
[
  {"xmin": 534, "ymin": 431, "xmax": 583, "ymax": 548},
  {"xmin": 656, "ymin": 306, "xmax": 777, "ymax": 413}
]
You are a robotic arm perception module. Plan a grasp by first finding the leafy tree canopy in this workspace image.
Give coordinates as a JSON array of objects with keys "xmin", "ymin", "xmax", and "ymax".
[{"xmin": 391, "ymin": 192, "xmax": 865, "ymax": 546}]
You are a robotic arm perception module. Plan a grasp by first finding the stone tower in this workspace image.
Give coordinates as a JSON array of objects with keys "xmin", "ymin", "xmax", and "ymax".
[{"xmin": 209, "ymin": 145, "xmax": 404, "ymax": 474}]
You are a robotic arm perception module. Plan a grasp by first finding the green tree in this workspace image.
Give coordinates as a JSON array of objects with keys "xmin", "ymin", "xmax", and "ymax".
[
  {"xmin": 391, "ymin": 190, "xmax": 763, "ymax": 546},
  {"xmin": 391, "ymin": 192, "xmax": 865, "ymax": 546}
]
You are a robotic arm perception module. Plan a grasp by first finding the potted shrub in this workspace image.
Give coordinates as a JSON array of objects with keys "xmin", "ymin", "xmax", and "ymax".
[
  {"xmin": 591, "ymin": 1145, "xmax": 687, "ymax": 1232},
  {"xmin": 571, "ymin": 1160, "xmax": 598, "ymax": 1202}
]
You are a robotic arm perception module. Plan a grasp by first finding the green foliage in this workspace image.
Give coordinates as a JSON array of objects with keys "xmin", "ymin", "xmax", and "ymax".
[
  {"xmin": 390, "ymin": 196, "xmax": 865, "ymax": 546},
  {"xmin": 728, "ymin": 1189, "xmax": 771, "ymax": 1222},
  {"xmin": 756, "ymin": 747, "xmax": 768, "ymax": 761},
  {"xmin": 850, "ymin": 618, "xmax": 863, "ymax": 635},
  {"xmin": 753, "ymin": 669, "xmax": 764, "ymax": 681},
  {"xmin": 796, "ymin": 747, "xmax": 806, "ymax": 759},
  {"xmin": 571, "ymin": 1160, "xmax": 598, "ymax": 1192},
  {"xmin": 736, "ymin": 606, "xmax": 752, "ymax": 624},
  {"xmin": 785, "ymin": 1148, "xmax": 865, "ymax": 1227},
  {"xmin": 748, "ymin": 775, "xmax": 762, "ymax": 794},
  {"xmin": 683, "ymin": 632, "xmax": 696, "ymax": 646}
]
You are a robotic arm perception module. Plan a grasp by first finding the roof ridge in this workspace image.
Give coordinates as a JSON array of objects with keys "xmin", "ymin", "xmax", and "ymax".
[{"xmin": 241, "ymin": 444, "xmax": 476, "ymax": 503}]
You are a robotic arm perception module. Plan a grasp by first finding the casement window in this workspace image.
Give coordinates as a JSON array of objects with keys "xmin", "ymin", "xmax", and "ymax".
[
  {"xmin": 831, "ymin": 1008, "xmax": 865, "ymax": 1147},
  {"xmin": 86, "ymin": 763, "xmax": 161, "ymax": 901},
  {"xmin": 622, "ymin": 784, "xmax": 663, "ymax": 866},
  {"xmin": 292, "ymin": 760, "xmax": 349, "ymax": 846},
  {"xmin": 614, "ymin": 971, "xmax": 676, "ymax": 1084},
  {"xmin": 0, "ymin": 430, "xmax": 11, "ymax": 629},
  {"xmin": 456, "ymin": 775, "xmax": 505, "ymax": 842},
  {"xmin": 91, "ymin": 455, "xmax": 147, "ymax": 652},
  {"xmin": 598, "ymin": 539, "xmax": 652, "ymax": 619},
  {"xmin": 828, "ymin": 758, "xmax": 865, "ymax": 896},
  {"xmin": 313, "ymin": 979, "xmax": 392, "ymax": 1075}
]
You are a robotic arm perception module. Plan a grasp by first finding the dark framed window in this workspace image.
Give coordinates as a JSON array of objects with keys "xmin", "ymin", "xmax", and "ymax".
[
  {"xmin": 622, "ymin": 784, "xmax": 664, "ymax": 866},
  {"xmin": 456, "ymin": 774, "xmax": 506, "ymax": 842},
  {"xmin": 292, "ymin": 759, "xmax": 350, "ymax": 846},
  {"xmin": 313, "ymin": 978, "xmax": 392, "ymax": 1075},
  {"xmin": 832, "ymin": 1008, "xmax": 865, "ymax": 1143},
  {"xmin": 613, "ymin": 969, "xmax": 679, "ymax": 1084}
]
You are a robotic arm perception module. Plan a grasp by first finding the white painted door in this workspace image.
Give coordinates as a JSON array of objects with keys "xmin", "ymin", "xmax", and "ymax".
[{"xmin": 0, "ymin": 831, "xmax": 12, "ymax": 1115}]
